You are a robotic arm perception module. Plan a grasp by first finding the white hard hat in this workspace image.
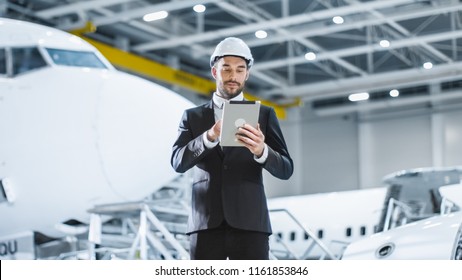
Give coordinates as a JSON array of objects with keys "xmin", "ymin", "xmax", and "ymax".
[{"xmin": 210, "ymin": 37, "xmax": 254, "ymax": 68}]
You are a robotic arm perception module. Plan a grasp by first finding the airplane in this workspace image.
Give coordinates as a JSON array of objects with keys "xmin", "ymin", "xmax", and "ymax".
[
  {"xmin": 268, "ymin": 187, "xmax": 386, "ymax": 259},
  {"xmin": 342, "ymin": 183, "xmax": 462, "ymax": 260},
  {"xmin": 0, "ymin": 17, "xmax": 194, "ymax": 259},
  {"xmin": 267, "ymin": 166, "xmax": 462, "ymax": 259}
]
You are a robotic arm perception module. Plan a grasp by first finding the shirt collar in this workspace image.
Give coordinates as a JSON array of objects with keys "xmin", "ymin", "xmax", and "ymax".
[{"xmin": 212, "ymin": 92, "xmax": 244, "ymax": 109}]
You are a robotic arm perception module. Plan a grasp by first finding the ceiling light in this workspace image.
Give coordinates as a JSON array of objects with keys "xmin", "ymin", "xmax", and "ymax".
[
  {"xmin": 255, "ymin": 30, "xmax": 267, "ymax": 39},
  {"xmin": 332, "ymin": 16, "xmax": 344, "ymax": 24},
  {"xmin": 389, "ymin": 89, "xmax": 399, "ymax": 97},
  {"xmin": 304, "ymin": 52, "xmax": 316, "ymax": 61},
  {"xmin": 348, "ymin": 92, "xmax": 369, "ymax": 102},
  {"xmin": 423, "ymin": 62, "xmax": 433, "ymax": 69},
  {"xmin": 379, "ymin": 40, "xmax": 390, "ymax": 48},
  {"xmin": 193, "ymin": 4, "xmax": 206, "ymax": 13},
  {"xmin": 143, "ymin": 11, "xmax": 168, "ymax": 22}
]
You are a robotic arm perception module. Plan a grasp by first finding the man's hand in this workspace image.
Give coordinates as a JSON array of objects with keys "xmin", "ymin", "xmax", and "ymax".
[
  {"xmin": 236, "ymin": 123, "xmax": 265, "ymax": 157},
  {"xmin": 207, "ymin": 120, "xmax": 222, "ymax": 142}
]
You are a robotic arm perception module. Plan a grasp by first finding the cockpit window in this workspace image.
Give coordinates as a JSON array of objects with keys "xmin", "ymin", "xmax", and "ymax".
[
  {"xmin": 0, "ymin": 49, "xmax": 6, "ymax": 75},
  {"xmin": 12, "ymin": 47, "xmax": 47, "ymax": 76},
  {"xmin": 46, "ymin": 48, "xmax": 107, "ymax": 69}
]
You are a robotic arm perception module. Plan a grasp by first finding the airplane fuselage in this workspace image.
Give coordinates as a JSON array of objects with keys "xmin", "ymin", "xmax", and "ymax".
[{"xmin": 0, "ymin": 18, "xmax": 193, "ymax": 239}]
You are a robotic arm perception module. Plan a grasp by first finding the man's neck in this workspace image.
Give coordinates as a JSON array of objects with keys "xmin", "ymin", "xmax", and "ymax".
[{"xmin": 213, "ymin": 92, "xmax": 243, "ymax": 108}]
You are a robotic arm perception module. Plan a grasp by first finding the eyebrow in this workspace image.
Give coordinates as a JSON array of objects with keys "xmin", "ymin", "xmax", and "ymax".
[{"xmin": 222, "ymin": 64, "xmax": 247, "ymax": 68}]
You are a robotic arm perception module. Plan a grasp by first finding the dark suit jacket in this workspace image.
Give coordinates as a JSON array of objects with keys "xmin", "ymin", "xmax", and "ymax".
[{"xmin": 171, "ymin": 100, "xmax": 293, "ymax": 234}]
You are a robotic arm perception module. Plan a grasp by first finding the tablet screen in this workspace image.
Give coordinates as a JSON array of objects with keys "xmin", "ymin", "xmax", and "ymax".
[{"xmin": 220, "ymin": 101, "xmax": 260, "ymax": 147}]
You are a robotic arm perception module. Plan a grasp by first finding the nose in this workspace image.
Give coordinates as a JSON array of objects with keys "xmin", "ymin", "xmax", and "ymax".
[{"xmin": 228, "ymin": 70, "xmax": 237, "ymax": 79}]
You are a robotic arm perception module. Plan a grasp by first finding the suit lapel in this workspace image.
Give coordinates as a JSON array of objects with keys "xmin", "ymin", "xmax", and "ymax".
[
  {"xmin": 202, "ymin": 101, "xmax": 225, "ymax": 159},
  {"xmin": 202, "ymin": 100, "xmax": 215, "ymax": 128}
]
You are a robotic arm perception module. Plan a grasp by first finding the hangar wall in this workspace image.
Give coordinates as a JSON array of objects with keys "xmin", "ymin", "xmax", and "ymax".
[
  {"xmin": 359, "ymin": 114, "xmax": 433, "ymax": 188},
  {"xmin": 266, "ymin": 105, "xmax": 462, "ymax": 198},
  {"xmin": 299, "ymin": 113, "xmax": 359, "ymax": 195},
  {"xmin": 445, "ymin": 110, "xmax": 462, "ymax": 166}
]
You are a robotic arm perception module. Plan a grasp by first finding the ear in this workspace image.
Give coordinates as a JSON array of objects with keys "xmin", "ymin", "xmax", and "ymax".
[
  {"xmin": 245, "ymin": 71, "xmax": 250, "ymax": 81},
  {"xmin": 211, "ymin": 66, "xmax": 217, "ymax": 79}
]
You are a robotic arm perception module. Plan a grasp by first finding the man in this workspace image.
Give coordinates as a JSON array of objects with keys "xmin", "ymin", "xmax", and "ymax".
[{"xmin": 171, "ymin": 37, "xmax": 293, "ymax": 260}]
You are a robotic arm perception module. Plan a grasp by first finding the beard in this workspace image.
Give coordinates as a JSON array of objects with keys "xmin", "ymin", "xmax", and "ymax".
[{"xmin": 217, "ymin": 81, "xmax": 245, "ymax": 100}]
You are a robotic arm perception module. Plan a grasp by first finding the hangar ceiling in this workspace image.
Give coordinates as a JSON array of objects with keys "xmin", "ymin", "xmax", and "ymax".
[{"xmin": 4, "ymin": 0, "xmax": 462, "ymax": 113}]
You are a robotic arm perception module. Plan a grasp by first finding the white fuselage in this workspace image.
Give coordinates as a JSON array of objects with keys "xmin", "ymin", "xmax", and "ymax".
[
  {"xmin": 267, "ymin": 168, "xmax": 462, "ymax": 259},
  {"xmin": 268, "ymin": 187, "xmax": 387, "ymax": 258},
  {"xmin": 342, "ymin": 184, "xmax": 462, "ymax": 259},
  {"xmin": 342, "ymin": 211, "xmax": 462, "ymax": 260},
  {"xmin": 0, "ymin": 18, "xmax": 194, "ymax": 238}
]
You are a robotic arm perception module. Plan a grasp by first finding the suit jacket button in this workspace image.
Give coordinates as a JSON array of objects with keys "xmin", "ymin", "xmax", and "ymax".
[{"xmin": 223, "ymin": 165, "xmax": 228, "ymax": 170}]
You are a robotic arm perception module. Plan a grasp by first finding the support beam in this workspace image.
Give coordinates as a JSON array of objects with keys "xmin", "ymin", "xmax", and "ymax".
[{"xmin": 133, "ymin": 0, "xmax": 416, "ymax": 51}]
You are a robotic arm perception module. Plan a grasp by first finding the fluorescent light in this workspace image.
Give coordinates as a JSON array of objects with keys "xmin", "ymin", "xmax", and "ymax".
[
  {"xmin": 423, "ymin": 62, "xmax": 433, "ymax": 69},
  {"xmin": 379, "ymin": 40, "xmax": 390, "ymax": 48},
  {"xmin": 255, "ymin": 30, "xmax": 267, "ymax": 39},
  {"xmin": 333, "ymin": 16, "xmax": 344, "ymax": 24},
  {"xmin": 193, "ymin": 4, "xmax": 206, "ymax": 13},
  {"xmin": 143, "ymin": 11, "xmax": 168, "ymax": 22},
  {"xmin": 348, "ymin": 92, "xmax": 369, "ymax": 102},
  {"xmin": 389, "ymin": 89, "xmax": 399, "ymax": 97},
  {"xmin": 304, "ymin": 52, "xmax": 316, "ymax": 61}
]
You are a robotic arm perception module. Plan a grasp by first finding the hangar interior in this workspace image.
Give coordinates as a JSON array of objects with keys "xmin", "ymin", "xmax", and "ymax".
[
  {"xmin": 3, "ymin": 0, "xmax": 462, "ymax": 196},
  {"xmin": 1, "ymin": 0, "xmax": 462, "ymax": 260}
]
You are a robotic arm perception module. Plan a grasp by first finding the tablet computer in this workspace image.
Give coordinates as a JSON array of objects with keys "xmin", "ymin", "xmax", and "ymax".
[{"xmin": 220, "ymin": 100, "xmax": 260, "ymax": 147}]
